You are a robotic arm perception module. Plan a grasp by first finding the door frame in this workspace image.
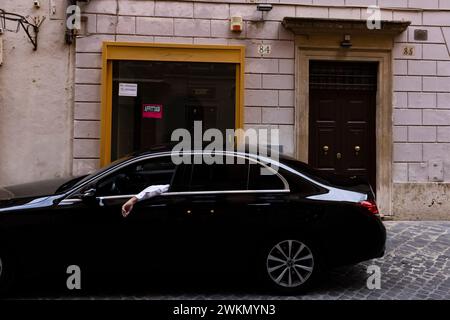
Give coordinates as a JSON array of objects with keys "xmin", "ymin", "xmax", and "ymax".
[
  {"xmin": 295, "ymin": 48, "xmax": 393, "ymax": 215},
  {"xmin": 100, "ymin": 42, "xmax": 246, "ymax": 167}
]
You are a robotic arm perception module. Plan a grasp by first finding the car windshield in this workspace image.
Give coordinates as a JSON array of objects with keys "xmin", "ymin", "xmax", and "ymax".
[
  {"xmin": 68, "ymin": 156, "xmax": 133, "ymax": 191},
  {"xmin": 55, "ymin": 176, "xmax": 88, "ymax": 194}
]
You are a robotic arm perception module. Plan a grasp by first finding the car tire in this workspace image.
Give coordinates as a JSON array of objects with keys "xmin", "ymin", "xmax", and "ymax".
[
  {"xmin": 260, "ymin": 237, "xmax": 320, "ymax": 295},
  {"xmin": 0, "ymin": 248, "xmax": 16, "ymax": 296}
]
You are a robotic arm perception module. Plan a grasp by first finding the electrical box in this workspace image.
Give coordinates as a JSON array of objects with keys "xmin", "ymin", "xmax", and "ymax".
[
  {"xmin": 414, "ymin": 29, "xmax": 428, "ymax": 41},
  {"xmin": 230, "ymin": 16, "xmax": 243, "ymax": 32}
]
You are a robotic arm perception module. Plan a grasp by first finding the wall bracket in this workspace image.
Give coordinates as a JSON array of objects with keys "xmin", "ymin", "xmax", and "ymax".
[{"xmin": 0, "ymin": 8, "xmax": 46, "ymax": 50}]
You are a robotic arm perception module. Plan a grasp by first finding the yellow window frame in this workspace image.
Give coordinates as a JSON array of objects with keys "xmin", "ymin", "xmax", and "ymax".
[{"xmin": 100, "ymin": 42, "xmax": 246, "ymax": 166}]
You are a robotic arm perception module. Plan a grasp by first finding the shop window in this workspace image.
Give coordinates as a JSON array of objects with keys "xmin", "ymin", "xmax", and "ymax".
[{"xmin": 110, "ymin": 60, "xmax": 237, "ymax": 161}]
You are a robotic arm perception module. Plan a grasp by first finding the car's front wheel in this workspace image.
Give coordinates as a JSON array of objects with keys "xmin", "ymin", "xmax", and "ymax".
[{"xmin": 263, "ymin": 239, "xmax": 318, "ymax": 294}]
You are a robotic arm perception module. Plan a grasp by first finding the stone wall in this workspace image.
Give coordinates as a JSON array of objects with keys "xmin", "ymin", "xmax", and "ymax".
[
  {"xmin": 74, "ymin": 1, "xmax": 450, "ymax": 187},
  {"xmin": 2, "ymin": 0, "xmax": 440, "ymax": 218},
  {"xmin": 0, "ymin": 0, "xmax": 73, "ymax": 185}
]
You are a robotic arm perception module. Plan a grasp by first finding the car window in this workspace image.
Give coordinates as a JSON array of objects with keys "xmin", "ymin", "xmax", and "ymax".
[
  {"xmin": 71, "ymin": 156, "xmax": 132, "ymax": 191},
  {"xmin": 95, "ymin": 156, "xmax": 176, "ymax": 196},
  {"xmin": 281, "ymin": 158, "xmax": 332, "ymax": 186},
  {"xmin": 169, "ymin": 164, "xmax": 191, "ymax": 192},
  {"xmin": 186, "ymin": 156, "xmax": 250, "ymax": 192},
  {"xmin": 279, "ymin": 168, "xmax": 321, "ymax": 195},
  {"xmin": 189, "ymin": 161, "xmax": 249, "ymax": 192},
  {"xmin": 170, "ymin": 155, "xmax": 288, "ymax": 192},
  {"xmin": 56, "ymin": 175, "xmax": 88, "ymax": 194},
  {"xmin": 248, "ymin": 162, "xmax": 286, "ymax": 190}
]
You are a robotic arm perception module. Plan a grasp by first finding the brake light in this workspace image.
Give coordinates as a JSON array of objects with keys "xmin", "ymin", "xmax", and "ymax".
[{"xmin": 359, "ymin": 200, "xmax": 380, "ymax": 217}]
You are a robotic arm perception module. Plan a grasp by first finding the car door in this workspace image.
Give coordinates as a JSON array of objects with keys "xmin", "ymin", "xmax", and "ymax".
[
  {"xmin": 52, "ymin": 195, "xmax": 123, "ymax": 275},
  {"xmin": 245, "ymin": 160, "xmax": 291, "ymax": 229},
  {"xmin": 221, "ymin": 159, "xmax": 292, "ymax": 270},
  {"xmin": 53, "ymin": 154, "xmax": 177, "ymax": 275},
  {"xmin": 166, "ymin": 154, "xmax": 258, "ymax": 271},
  {"xmin": 94, "ymin": 155, "xmax": 177, "ymax": 272}
]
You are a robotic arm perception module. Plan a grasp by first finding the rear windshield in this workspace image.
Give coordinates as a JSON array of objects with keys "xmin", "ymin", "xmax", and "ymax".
[{"xmin": 280, "ymin": 158, "xmax": 332, "ymax": 186}]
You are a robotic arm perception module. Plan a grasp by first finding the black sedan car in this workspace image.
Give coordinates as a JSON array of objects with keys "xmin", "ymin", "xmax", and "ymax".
[{"xmin": 0, "ymin": 148, "xmax": 385, "ymax": 294}]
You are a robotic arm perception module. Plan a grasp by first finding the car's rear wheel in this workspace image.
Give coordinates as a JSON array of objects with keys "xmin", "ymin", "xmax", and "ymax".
[{"xmin": 263, "ymin": 239, "xmax": 318, "ymax": 294}]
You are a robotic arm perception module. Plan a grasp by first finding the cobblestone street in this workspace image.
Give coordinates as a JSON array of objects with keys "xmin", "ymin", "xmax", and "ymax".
[{"xmin": 12, "ymin": 221, "xmax": 450, "ymax": 300}]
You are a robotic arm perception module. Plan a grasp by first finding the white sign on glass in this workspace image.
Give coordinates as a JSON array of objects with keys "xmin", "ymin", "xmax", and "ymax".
[{"xmin": 119, "ymin": 83, "xmax": 138, "ymax": 97}]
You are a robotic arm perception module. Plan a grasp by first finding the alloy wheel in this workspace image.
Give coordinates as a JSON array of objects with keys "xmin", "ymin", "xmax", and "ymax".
[{"xmin": 266, "ymin": 240, "xmax": 314, "ymax": 288}]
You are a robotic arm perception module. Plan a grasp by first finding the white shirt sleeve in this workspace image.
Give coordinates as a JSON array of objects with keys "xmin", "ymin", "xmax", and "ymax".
[{"xmin": 134, "ymin": 184, "xmax": 170, "ymax": 201}]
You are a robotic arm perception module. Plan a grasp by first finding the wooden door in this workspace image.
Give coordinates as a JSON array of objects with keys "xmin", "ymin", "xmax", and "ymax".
[{"xmin": 308, "ymin": 61, "xmax": 377, "ymax": 188}]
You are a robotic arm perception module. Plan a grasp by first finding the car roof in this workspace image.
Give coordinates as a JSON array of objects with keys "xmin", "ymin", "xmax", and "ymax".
[
  {"xmin": 130, "ymin": 143, "xmax": 300, "ymax": 163},
  {"xmin": 128, "ymin": 146, "xmax": 338, "ymax": 187}
]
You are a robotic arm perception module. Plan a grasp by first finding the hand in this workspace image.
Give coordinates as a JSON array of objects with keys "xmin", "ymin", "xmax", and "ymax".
[{"xmin": 121, "ymin": 197, "xmax": 138, "ymax": 218}]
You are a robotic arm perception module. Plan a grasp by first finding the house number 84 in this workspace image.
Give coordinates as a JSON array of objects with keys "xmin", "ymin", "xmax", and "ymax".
[{"xmin": 258, "ymin": 44, "xmax": 271, "ymax": 56}]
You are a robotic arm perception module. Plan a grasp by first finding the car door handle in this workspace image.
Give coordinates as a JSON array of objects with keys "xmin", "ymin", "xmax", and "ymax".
[
  {"xmin": 97, "ymin": 195, "xmax": 133, "ymax": 207},
  {"xmin": 58, "ymin": 199, "xmax": 83, "ymax": 206},
  {"xmin": 149, "ymin": 204, "xmax": 167, "ymax": 208},
  {"xmin": 248, "ymin": 203, "xmax": 271, "ymax": 206}
]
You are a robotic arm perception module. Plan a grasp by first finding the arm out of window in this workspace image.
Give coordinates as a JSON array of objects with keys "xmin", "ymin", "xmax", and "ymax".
[{"xmin": 135, "ymin": 184, "xmax": 170, "ymax": 201}]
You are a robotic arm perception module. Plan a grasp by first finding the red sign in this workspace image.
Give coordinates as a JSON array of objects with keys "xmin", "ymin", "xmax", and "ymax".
[{"xmin": 142, "ymin": 104, "xmax": 163, "ymax": 119}]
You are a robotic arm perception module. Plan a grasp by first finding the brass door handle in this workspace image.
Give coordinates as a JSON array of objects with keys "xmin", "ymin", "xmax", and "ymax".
[
  {"xmin": 323, "ymin": 145, "xmax": 329, "ymax": 155},
  {"xmin": 355, "ymin": 146, "xmax": 361, "ymax": 152},
  {"xmin": 336, "ymin": 152, "xmax": 342, "ymax": 159}
]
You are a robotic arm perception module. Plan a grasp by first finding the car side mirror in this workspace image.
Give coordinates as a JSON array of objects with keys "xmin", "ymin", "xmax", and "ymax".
[{"xmin": 81, "ymin": 188, "xmax": 97, "ymax": 205}]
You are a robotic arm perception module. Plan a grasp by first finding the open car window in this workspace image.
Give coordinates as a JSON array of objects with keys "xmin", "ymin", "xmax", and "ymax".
[{"xmin": 94, "ymin": 156, "xmax": 176, "ymax": 197}]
